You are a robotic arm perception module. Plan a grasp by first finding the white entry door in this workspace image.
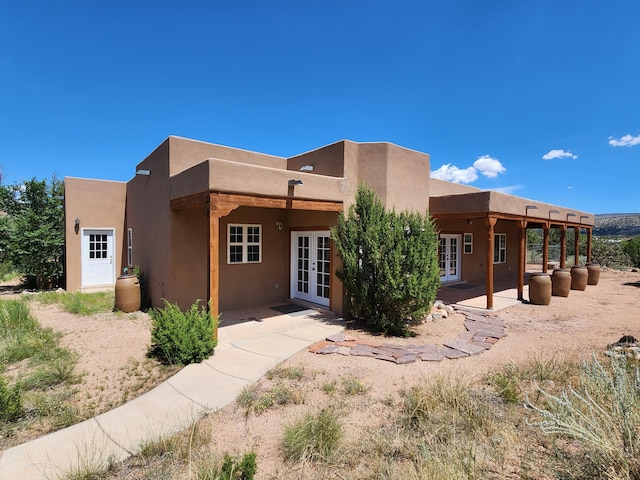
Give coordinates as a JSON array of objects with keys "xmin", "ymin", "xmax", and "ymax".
[
  {"xmin": 439, "ymin": 234, "xmax": 461, "ymax": 282},
  {"xmin": 81, "ymin": 229, "xmax": 115, "ymax": 287},
  {"xmin": 291, "ymin": 231, "xmax": 331, "ymax": 306}
]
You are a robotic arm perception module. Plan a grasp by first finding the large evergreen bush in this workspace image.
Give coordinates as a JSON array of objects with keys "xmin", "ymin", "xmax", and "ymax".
[
  {"xmin": 332, "ymin": 185, "xmax": 440, "ymax": 335},
  {"xmin": 148, "ymin": 300, "xmax": 217, "ymax": 365},
  {"xmin": 0, "ymin": 176, "xmax": 64, "ymax": 289}
]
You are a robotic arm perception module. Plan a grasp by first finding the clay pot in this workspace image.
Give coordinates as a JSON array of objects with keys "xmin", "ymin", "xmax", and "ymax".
[
  {"xmin": 586, "ymin": 263, "xmax": 601, "ymax": 285},
  {"xmin": 529, "ymin": 273, "xmax": 551, "ymax": 305},
  {"xmin": 570, "ymin": 266, "xmax": 588, "ymax": 291},
  {"xmin": 115, "ymin": 275, "xmax": 141, "ymax": 312},
  {"xmin": 551, "ymin": 268, "xmax": 571, "ymax": 297}
]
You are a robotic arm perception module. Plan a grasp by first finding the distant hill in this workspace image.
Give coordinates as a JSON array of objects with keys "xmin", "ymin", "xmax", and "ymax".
[{"xmin": 594, "ymin": 213, "xmax": 640, "ymax": 237}]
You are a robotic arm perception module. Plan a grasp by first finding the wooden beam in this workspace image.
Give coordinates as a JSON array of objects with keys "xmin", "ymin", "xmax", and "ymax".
[
  {"xmin": 574, "ymin": 226, "xmax": 580, "ymax": 266},
  {"xmin": 172, "ymin": 191, "xmax": 343, "ymax": 212},
  {"xmin": 208, "ymin": 201, "xmax": 239, "ymax": 341},
  {"xmin": 587, "ymin": 228, "xmax": 593, "ymax": 263}
]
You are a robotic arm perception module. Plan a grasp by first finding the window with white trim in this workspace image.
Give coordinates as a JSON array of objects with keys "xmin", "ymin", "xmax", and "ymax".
[
  {"xmin": 227, "ymin": 224, "xmax": 262, "ymax": 264},
  {"xmin": 127, "ymin": 228, "xmax": 133, "ymax": 266},
  {"xmin": 493, "ymin": 233, "xmax": 506, "ymax": 263},
  {"xmin": 463, "ymin": 233, "xmax": 473, "ymax": 254}
]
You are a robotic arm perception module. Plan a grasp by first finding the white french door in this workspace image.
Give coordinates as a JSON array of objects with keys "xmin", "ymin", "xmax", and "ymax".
[
  {"xmin": 439, "ymin": 234, "xmax": 461, "ymax": 282},
  {"xmin": 81, "ymin": 229, "xmax": 115, "ymax": 287},
  {"xmin": 291, "ymin": 231, "xmax": 331, "ymax": 306}
]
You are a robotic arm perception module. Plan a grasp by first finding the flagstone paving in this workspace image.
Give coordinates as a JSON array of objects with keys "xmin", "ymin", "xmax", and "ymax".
[{"xmin": 309, "ymin": 307, "xmax": 507, "ymax": 364}]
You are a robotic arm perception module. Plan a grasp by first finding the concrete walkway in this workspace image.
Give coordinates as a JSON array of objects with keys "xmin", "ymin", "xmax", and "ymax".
[{"xmin": 0, "ymin": 307, "xmax": 344, "ymax": 480}]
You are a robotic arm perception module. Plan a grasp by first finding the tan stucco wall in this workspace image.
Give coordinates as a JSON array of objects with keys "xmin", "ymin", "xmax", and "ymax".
[
  {"xmin": 429, "ymin": 178, "xmax": 481, "ymax": 196},
  {"xmin": 218, "ymin": 207, "xmax": 290, "ymax": 312},
  {"xmin": 64, "ymin": 177, "xmax": 127, "ymax": 291},
  {"xmin": 287, "ymin": 141, "xmax": 346, "ymax": 178},
  {"xmin": 436, "ymin": 217, "xmax": 519, "ymax": 283},
  {"xmin": 125, "ymin": 141, "xmax": 172, "ymax": 306},
  {"xmin": 146, "ymin": 136, "xmax": 287, "ymax": 177}
]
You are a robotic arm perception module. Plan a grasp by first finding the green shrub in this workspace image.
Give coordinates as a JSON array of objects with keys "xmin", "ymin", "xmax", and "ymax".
[
  {"xmin": 219, "ymin": 451, "xmax": 257, "ymax": 480},
  {"xmin": 148, "ymin": 300, "xmax": 217, "ymax": 365},
  {"xmin": 0, "ymin": 374, "xmax": 23, "ymax": 422},
  {"xmin": 332, "ymin": 185, "xmax": 440, "ymax": 335},
  {"xmin": 622, "ymin": 235, "xmax": 640, "ymax": 267},
  {"xmin": 281, "ymin": 408, "xmax": 343, "ymax": 463}
]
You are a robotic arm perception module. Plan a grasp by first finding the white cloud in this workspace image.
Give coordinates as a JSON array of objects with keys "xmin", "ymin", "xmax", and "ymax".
[
  {"xmin": 473, "ymin": 155, "xmax": 506, "ymax": 178},
  {"xmin": 608, "ymin": 134, "xmax": 640, "ymax": 147},
  {"xmin": 542, "ymin": 149, "xmax": 578, "ymax": 160},
  {"xmin": 490, "ymin": 185, "xmax": 524, "ymax": 194},
  {"xmin": 430, "ymin": 164, "xmax": 478, "ymax": 183},
  {"xmin": 431, "ymin": 155, "xmax": 506, "ymax": 184}
]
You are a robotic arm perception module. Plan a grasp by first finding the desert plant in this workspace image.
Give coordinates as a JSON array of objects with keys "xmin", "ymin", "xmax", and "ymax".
[
  {"xmin": 281, "ymin": 408, "xmax": 343, "ymax": 463},
  {"xmin": 332, "ymin": 184, "xmax": 440, "ymax": 335},
  {"xmin": 591, "ymin": 237, "xmax": 632, "ymax": 269},
  {"xmin": 0, "ymin": 374, "xmax": 23, "ymax": 422},
  {"xmin": 148, "ymin": 300, "xmax": 217, "ymax": 365},
  {"xmin": 340, "ymin": 375, "xmax": 369, "ymax": 395},
  {"xmin": 622, "ymin": 235, "xmax": 640, "ymax": 267},
  {"xmin": 527, "ymin": 353, "xmax": 640, "ymax": 479},
  {"xmin": 219, "ymin": 452, "xmax": 257, "ymax": 480}
]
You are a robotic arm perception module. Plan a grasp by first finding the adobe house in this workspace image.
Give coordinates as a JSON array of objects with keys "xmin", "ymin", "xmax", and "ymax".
[{"xmin": 64, "ymin": 136, "xmax": 595, "ymax": 315}]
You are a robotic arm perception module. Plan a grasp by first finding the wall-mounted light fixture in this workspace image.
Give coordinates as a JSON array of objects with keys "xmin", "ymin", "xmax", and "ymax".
[
  {"xmin": 136, "ymin": 169, "xmax": 151, "ymax": 176},
  {"xmin": 299, "ymin": 165, "xmax": 314, "ymax": 172},
  {"xmin": 288, "ymin": 179, "xmax": 303, "ymax": 186},
  {"xmin": 275, "ymin": 221, "xmax": 284, "ymax": 231},
  {"xmin": 75, "ymin": 218, "xmax": 80, "ymax": 227},
  {"xmin": 467, "ymin": 219, "xmax": 473, "ymax": 225}
]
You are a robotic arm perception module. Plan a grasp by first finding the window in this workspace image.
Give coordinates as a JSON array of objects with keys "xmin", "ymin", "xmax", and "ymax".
[
  {"xmin": 463, "ymin": 233, "xmax": 473, "ymax": 254},
  {"xmin": 89, "ymin": 233, "xmax": 108, "ymax": 259},
  {"xmin": 127, "ymin": 228, "xmax": 133, "ymax": 267},
  {"xmin": 494, "ymin": 233, "xmax": 506, "ymax": 263},
  {"xmin": 227, "ymin": 224, "xmax": 261, "ymax": 264}
]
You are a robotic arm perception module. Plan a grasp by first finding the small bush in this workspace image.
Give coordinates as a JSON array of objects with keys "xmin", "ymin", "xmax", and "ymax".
[
  {"xmin": 281, "ymin": 408, "xmax": 343, "ymax": 463},
  {"xmin": 0, "ymin": 374, "xmax": 23, "ymax": 422},
  {"xmin": 148, "ymin": 300, "xmax": 217, "ymax": 365},
  {"xmin": 340, "ymin": 375, "xmax": 369, "ymax": 395},
  {"xmin": 219, "ymin": 452, "xmax": 257, "ymax": 480}
]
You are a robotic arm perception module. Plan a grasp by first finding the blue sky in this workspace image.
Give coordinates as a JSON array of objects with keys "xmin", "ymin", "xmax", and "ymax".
[{"xmin": 1, "ymin": 1, "xmax": 638, "ymax": 214}]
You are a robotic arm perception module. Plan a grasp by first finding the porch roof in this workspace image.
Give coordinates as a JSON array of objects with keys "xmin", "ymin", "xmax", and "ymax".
[{"xmin": 429, "ymin": 190, "xmax": 595, "ymax": 228}]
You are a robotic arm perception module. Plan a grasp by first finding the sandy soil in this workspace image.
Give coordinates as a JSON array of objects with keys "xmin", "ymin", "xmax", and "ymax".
[{"xmin": 2, "ymin": 268, "xmax": 639, "ymax": 475}]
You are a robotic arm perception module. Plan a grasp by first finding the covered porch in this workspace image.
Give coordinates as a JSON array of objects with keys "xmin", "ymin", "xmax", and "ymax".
[{"xmin": 431, "ymin": 190, "xmax": 595, "ymax": 310}]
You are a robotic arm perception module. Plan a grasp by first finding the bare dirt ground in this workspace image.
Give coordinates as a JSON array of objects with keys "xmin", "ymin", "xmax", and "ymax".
[{"xmin": 2, "ymin": 268, "xmax": 639, "ymax": 476}]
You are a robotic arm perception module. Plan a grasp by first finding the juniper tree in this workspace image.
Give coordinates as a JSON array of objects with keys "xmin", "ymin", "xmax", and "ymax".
[{"xmin": 331, "ymin": 185, "xmax": 440, "ymax": 335}]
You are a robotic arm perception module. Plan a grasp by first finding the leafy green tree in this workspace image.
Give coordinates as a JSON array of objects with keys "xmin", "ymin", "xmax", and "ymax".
[
  {"xmin": 0, "ymin": 176, "xmax": 64, "ymax": 289},
  {"xmin": 622, "ymin": 235, "xmax": 640, "ymax": 267},
  {"xmin": 331, "ymin": 185, "xmax": 440, "ymax": 335}
]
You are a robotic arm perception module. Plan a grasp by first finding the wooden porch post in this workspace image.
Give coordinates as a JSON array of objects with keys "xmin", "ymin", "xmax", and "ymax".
[
  {"xmin": 517, "ymin": 220, "xmax": 526, "ymax": 301},
  {"xmin": 542, "ymin": 222, "xmax": 550, "ymax": 272},
  {"xmin": 587, "ymin": 228, "xmax": 593, "ymax": 263},
  {"xmin": 485, "ymin": 216, "xmax": 497, "ymax": 309},
  {"xmin": 208, "ymin": 198, "xmax": 239, "ymax": 339},
  {"xmin": 559, "ymin": 225, "xmax": 567, "ymax": 268},
  {"xmin": 574, "ymin": 226, "xmax": 580, "ymax": 266}
]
